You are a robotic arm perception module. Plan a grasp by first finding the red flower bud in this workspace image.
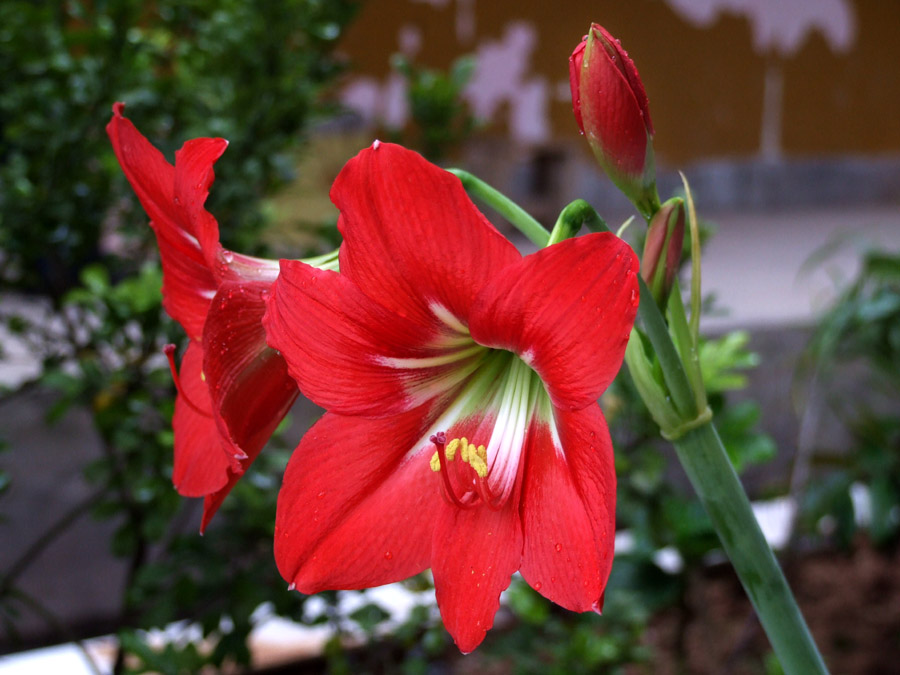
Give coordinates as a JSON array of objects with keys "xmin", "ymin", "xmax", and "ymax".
[
  {"xmin": 569, "ymin": 24, "xmax": 658, "ymax": 216},
  {"xmin": 641, "ymin": 197, "xmax": 685, "ymax": 306}
]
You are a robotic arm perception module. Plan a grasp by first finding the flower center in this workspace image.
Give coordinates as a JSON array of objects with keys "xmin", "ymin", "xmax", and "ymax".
[
  {"xmin": 425, "ymin": 354, "xmax": 549, "ymax": 511},
  {"xmin": 429, "ymin": 432, "xmax": 501, "ymax": 510}
]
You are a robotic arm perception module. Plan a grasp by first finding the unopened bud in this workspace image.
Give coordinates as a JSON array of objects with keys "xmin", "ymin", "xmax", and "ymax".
[
  {"xmin": 569, "ymin": 24, "xmax": 658, "ymax": 217},
  {"xmin": 641, "ymin": 197, "xmax": 685, "ymax": 306}
]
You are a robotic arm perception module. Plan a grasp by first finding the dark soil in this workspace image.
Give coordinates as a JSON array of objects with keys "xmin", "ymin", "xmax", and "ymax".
[{"xmin": 642, "ymin": 538, "xmax": 900, "ymax": 675}]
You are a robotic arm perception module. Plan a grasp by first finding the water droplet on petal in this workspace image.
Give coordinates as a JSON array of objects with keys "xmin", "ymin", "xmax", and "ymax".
[
  {"xmin": 534, "ymin": 582, "xmax": 543, "ymax": 591},
  {"xmin": 317, "ymin": 491, "xmax": 326, "ymax": 499},
  {"xmin": 222, "ymin": 250, "xmax": 234, "ymax": 263},
  {"xmin": 384, "ymin": 551, "xmax": 393, "ymax": 560},
  {"xmin": 555, "ymin": 543, "xmax": 563, "ymax": 553}
]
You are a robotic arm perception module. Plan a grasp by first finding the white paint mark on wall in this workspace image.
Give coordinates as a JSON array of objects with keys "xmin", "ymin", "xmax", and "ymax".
[
  {"xmin": 464, "ymin": 21, "xmax": 549, "ymax": 143},
  {"xmin": 341, "ymin": 73, "xmax": 408, "ymax": 129},
  {"xmin": 339, "ymin": 19, "xmax": 553, "ymax": 145},
  {"xmin": 410, "ymin": 0, "xmax": 476, "ymax": 43},
  {"xmin": 664, "ymin": 0, "xmax": 856, "ymax": 56},
  {"xmin": 398, "ymin": 24, "xmax": 422, "ymax": 55}
]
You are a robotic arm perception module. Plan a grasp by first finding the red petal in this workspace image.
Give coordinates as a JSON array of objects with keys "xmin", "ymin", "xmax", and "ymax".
[
  {"xmin": 593, "ymin": 24, "xmax": 653, "ymax": 134},
  {"xmin": 275, "ymin": 408, "xmax": 441, "ymax": 591},
  {"xmin": 568, "ymin": 37, "xmax": 586, "ymax": 133},
  {"xmin": 106, "ymin": 104, "xmax": 216, "ymax": 340},
  {"xmin": 432, "ymin": 491, "xmax": 523, "ymax": 653},
  {"xmin": 203, "ymin": 280, "xmax": 298, "ymax": 459},
  {"xmin": 197, "ymin": 280, "xmax": 299, "ymax": 531},
  {"xmin": 265, "ymin": 260, "xmax": 481, "ymax": 416},
  {"xmin": 470, "ymin": 232, "xmax": 639, "ymax": 410},
  {"xmin": 171, "ymin": 342, "xmax": 230, "ymax": 497},
  {"xmin": 332, "ymin": 142, "xmax": 520, "ymax": 328},
  {"xmin": 519, "ymin": 405, "xmax": 616, "ymax": 611},
  {"xmin": 173, "ymin": 138, "xmax": 228, "ymax": 274}
]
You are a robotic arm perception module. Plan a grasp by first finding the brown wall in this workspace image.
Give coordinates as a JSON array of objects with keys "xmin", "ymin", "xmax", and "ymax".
[{"xmin": 338, "ymin": 0, "xmax": 900, "ymax": 165}]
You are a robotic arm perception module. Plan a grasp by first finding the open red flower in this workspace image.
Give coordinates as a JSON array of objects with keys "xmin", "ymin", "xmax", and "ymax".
[
  {"xmin": 264, "ymin": 142, "xmax": 639, "ymax": 652},
  {"xmin": 106, "ymin": 104, "xmax": 313, "ymax": 530}
]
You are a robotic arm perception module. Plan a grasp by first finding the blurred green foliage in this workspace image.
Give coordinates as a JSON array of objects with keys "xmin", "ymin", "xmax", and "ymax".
[
  {"xmin": 390, "ymin": 53, "xmax": 477, "ymax": 162},
  {"xmin": 798, "ymin": 248, "xmax": 900, "ymax": 548},
  {"xmin": 0, "ymin": 0, "xmax": 357, "ymax": 298}
]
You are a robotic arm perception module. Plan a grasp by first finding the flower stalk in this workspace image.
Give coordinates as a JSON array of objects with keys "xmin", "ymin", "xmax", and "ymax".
[
  {"xmin": 672, "ymin": 422, "xmax": 828, "ymax": 674},
  {"xmin": 547, "ymin": 199, "xmax": 610, "ymax": 245},
  {"xmin": 447, "ymin": 169, "xmax": 549, "ymax": 246}
]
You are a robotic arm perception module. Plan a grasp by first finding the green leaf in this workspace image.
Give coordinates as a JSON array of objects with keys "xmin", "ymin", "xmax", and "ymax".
[
  {"xmin": 699, "ymin": 330, "xmax": 759, "ymax": 393},
  {"xmin": 349, "ymin": 601, "xmax": 391, "ymax": 633},
  {"xmin": 79, "ymin": 264, "xmax": 110, "ymax": 295}
]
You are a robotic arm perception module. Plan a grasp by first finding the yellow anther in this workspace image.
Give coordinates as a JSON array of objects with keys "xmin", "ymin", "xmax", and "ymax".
[
  {"xmin": 200, "ymin": 370, "xmax": 206, "ymax": 382},
  {"xmin": 446, "ymin": 438, "xmax": 460, "ymax": 461},
  {"xmin": 468, "ymin": 444, "xmax": 488, "ymax": 477},
  {"xmin": 430, "ymin": 437, "xmax": 488, "ymax": 477}
]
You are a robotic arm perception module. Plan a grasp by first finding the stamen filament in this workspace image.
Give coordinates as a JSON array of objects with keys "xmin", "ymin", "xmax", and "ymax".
[
  {"xmin": 431, "ymin": 432, "xmax": 471, "ymax": 510},
  {"xmin": 163, "ymin": 344, "xmax": 213, "ymax": 419}
]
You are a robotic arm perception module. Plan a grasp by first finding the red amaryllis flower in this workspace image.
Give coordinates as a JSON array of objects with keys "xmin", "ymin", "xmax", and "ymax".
[
  {"xmin": 264, "ymin": 142, "xmax": 639, "ymax": 652},
  {"xmin": 106, "ymin": 104, "xmax": 312, "ymax": 530},
  {"xmin": 570, "ymin": 24, "xmax": 657, "ymax": 215}
]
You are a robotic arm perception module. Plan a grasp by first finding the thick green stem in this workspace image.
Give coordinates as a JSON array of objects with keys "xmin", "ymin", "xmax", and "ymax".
[
  {"xmin": 636, "ymin": 277, "xmax": 697, "ymax": 420},
  {"xmin": 673, "ymin": 422, "xmax": 828, "ymax": 675},
  {"xmin": 447, "ymin": 169, "xmax": 549, "ymax": 247}
]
